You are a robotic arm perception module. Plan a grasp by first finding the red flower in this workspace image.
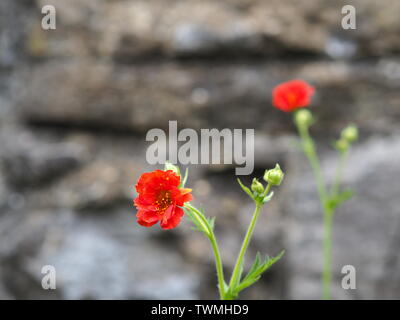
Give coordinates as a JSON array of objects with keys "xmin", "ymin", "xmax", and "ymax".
[
  {"xmin": 272, "ymin": 80, "xmax": 315, "ymax": 112},
  {"xmin": 134, "ymin": 169, "xmax": 193, "ymax": 229}
]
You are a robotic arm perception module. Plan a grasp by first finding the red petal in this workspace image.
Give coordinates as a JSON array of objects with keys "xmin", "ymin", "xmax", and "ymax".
[
  {"xmin": 160, "ymin": 205, "xmax": 184, "ymax": 229},
  {"xmin": 136, "ymin": 210, "xmax": 160, "ymax": 227},
  {"xmin": 272, "ymin": 79, "xmax": 315, "ymax": 112}
]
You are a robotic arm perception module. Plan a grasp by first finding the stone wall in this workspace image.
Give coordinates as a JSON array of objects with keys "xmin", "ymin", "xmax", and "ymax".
[{"xmin": 0, "ymin": 0, "xmax": 399, "ymax": 299}]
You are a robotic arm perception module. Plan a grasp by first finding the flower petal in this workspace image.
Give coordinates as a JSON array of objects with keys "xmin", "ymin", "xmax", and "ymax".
[
  {"xmin": 136, "ymin": 210, "xmax": 160, "ymax": 227},
  {"xmin": 160, "ymin": 205, "xmax": 184, "ymax": 230},
  {"xmin": 133, "ymin": 169, "xmax": 192, "ymax": 229}
]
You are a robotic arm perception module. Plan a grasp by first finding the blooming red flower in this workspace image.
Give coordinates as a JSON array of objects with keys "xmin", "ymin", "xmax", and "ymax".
[
  {"xmin": 134, "ymin": 169, "xmax": 193, "ymax": 229},
  {"xmin": 272, "ymin": 79, "xmax": 315, "ymax": 112}
]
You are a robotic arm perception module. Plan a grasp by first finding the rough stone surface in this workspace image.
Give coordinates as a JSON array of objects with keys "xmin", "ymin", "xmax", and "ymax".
[
  {"xmin": 287, "ymin": 133, "xmax": 400, "ymax": 299},
  {"xmin": 0, "ymin": 0, "xmax": 399, "ymax": 299},
  {"xmin": 26, "ymin": 0, "xmax": 400, "ymax": 60}
]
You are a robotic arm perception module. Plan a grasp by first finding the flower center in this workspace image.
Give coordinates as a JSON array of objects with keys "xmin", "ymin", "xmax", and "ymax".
[{"xmin": 155, "ymin": 190, "xmax": 172, "ymax": 213}]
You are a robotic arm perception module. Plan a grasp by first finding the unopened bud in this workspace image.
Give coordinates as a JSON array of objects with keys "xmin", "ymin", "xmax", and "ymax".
[
  {"xmin": 264, "ymin": 164, "xmax": 284, "ymax": 186},
  {"xmin": 251, "ymin": 178, "xmax": 264, "ymax": 194},
  {"xmin": 164, "ymin": 162, "xmax": 180, "ymax": 176},
  {"xmin": 294, "ymin": 109, "xmax": 313, "ymax": 128},
  {"xmin": 341, "ymin": 125, "xmax": 358, "ymax": 144},
  {"xmin": 335, "ymin": 139, "xmax": 349, "ymax": 153}
]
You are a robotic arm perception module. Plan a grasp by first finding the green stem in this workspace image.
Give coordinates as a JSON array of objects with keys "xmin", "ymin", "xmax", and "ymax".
[
  {"xmin": 295, "ymin": 120, "xmax": 334, "ymax": 300},
  {"xmin": 321, "ymin": 149, "xmax": 348, "ymax": 300},
  {"xmin": 322, "ymin": 209, "xmax": 333, "ymax": 300},
  {"xmin": 297, "ymin": 124, "xmax": 328, "ymax": 205},
  {"xmin": 184, "ymin": 204, "xmax": 226, "ymax": 300},
  {"xmin": 210, "ymin": 232, "xmax": 226, "ymax": 300},
  {"xmin": 228, "ymin": 185, "xmax": 272, "ymax": 291}
]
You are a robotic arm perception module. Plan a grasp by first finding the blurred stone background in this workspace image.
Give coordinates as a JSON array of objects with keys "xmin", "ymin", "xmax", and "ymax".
[{"xmin": 0, "ymin": 0, "xmax": 399, "ymax": 299}]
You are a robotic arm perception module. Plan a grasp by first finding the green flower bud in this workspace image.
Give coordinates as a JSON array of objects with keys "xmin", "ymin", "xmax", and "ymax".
[
  {"xmin": 251, "ymin": 178, "xmax": 264, "ymax": 194},
  {"xmin": 335, "ymin": 139, "xmax": 349, "ymax": 153},
  {"xmin": 294, "ymin": 109, "xmax": 313, "ymax": 128},
  {"xmin": 341, "ymin": 125, "xmax": 358, "ymax": 144},
  {"xmin": 264, "ymin": 164, "xmax": 284, "ymax": 186},
  {"xmin": 164, "ymin": 162, "xmax": 180, "ymax": 176}
]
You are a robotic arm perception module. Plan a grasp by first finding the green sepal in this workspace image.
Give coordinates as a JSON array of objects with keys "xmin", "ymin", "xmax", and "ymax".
[
  {"xmin": 262, "ymin": 191, "xmax": 274, "ymax": 204},
  {"xmin": 164, "ymin": 161, "xmax": 180, "ymax": 176},
  {"xmin": 237, "ymin": 178, "xmax": 255, "ymax": 200},
  {"xmin": 179, "ymin": 168, "xmax": 189, "ymax": 188}
]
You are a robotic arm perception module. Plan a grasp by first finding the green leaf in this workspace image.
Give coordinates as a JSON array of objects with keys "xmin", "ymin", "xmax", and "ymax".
[
  {"xmin": 243, "ymin": 250, "xmax": 284, "ymax": 282},
  {"xmin": 184, "ymin": 208, "xmax": 202, "ymax": 231},
  {"xmin": 184, "ymin": 207, "xmax": 209, "ymax": 236},
  {"xmin": 246, "ymin": 252, "xmax": 262, "ymax": 277},
  {"xmin": 237, "ymin": 179, "xmax": 254, "ymax": 199},
  {"xmin": 231, "ymin": 250, "xmax": 285, "ymax": 296},
  {"xmin": 327, "ymin": 188, "xmax": 354, "ymax": 210},
  {"xmin": 207, "ymin": 216, "xmax": 216, "ymax": 231},
  {"xmin": 337, "ymin": 189, "xmax": 354, "ymax": 203},
  {"xmin": 184, "ymin": 205, "xmax": 215, "ymax": 238}
]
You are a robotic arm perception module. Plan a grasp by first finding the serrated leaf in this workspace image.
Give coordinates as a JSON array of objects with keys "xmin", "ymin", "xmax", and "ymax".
[
  {"xmin": 244, "ymin": 251, "xmax": 284, "ymax": 281},
  {"xmin": 245, "ymin": 252, "xmax": 262, "ymax": 278},
  {"xmin": 237, "ymin": 179, "xmax": 254, "ymax": 199},
  {"xmin": 233, "ymin": 250, "xmax": 285, "ymax": 294},
  {"xmin": 207, "ymin": 216, "xmax": 216, "ymax": 231},
  {"xmin": 184, "ymin": 205, "xmax": 216, "ymax": 239},
  {"xmin": 258, "ymin": 250, "xmax": 285, "ymax": 275},
  {"xmin": 184, "ymin": 207, "xmax": 206, "ymax": 233},
  {"xmin": 184, "ymin": 207, "xmax": 211, "ymax": 237}
]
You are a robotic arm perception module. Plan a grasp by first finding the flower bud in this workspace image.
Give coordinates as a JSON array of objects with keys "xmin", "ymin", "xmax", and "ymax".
[
  {"xmin": 335, "ymin": 139, "xmax": 349, "ymax": 153},
  {"xmin": 264, "ymin": 164, "xmax": 284, "ymax": 186},
  {"xmin": 251, "ymin": 178, "xmax": 264, "ymax": 194},
  {"xmin": 164, "ymin": 162, "xmax": 180, "ymax": 176},
  {"xmin": 294, "ymin": 109, "xmax": 313, "ymax": 128},
  {"xmin": 341, "ymin": 125, "xmax": 358, "ymax": 144}
]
